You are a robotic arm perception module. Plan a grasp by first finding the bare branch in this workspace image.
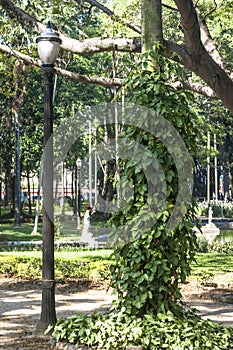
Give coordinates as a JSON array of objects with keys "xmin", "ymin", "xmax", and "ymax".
[
  {"xmin": 0, "ymin": 44, "xmax": 122, "ymax": 87},
  {"xmin": 161, "ymin": 2, "xmax": 178, "ymax": 12},
  {"xmin": 0, "ymin": 44, "xmax": 39, "ymax": 66},
  {"xmin": 187, "ymin": 80, "xmax": 218, "ymax": 98},
  {"xmin": 56, "ymin": 66, "xmax": 122, "ymax": 86},
  {"xmin": 82, "ymin": 0, "xmax": 113, "ymax": 16},
  {"xmin": 172, "ymin": 80, "xmax": 217, "ymax": 99},
  {"xmin": 0, "ymin": 0, "xmax": 141, "ymax": 55},
  {"xmin": 202, "ymin": 0, "xmax": 218, "ymax": 21},
  {"xmin": 62, "ymin": 36, "xmax": 141, "ymax": 55}
]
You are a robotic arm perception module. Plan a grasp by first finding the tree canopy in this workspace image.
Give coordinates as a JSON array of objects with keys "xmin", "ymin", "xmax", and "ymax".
[{"xmin": 0, "ymin": 0, "xmax": 232, "ymax": 113}]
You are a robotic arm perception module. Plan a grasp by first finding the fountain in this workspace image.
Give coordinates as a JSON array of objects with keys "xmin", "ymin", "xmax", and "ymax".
[{"xmin": 200, "ymin": 206, "xmax": 220, "ymax": 243}]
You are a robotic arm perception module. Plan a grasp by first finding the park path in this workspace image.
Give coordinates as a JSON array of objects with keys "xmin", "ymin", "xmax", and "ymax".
[
  {"xmin": 0, "ymin": 278, "xmax": 233, "ymax": 348},
  {"xmin": 0, "ymin": 278, "xmax": 113, "ymax": 348}
]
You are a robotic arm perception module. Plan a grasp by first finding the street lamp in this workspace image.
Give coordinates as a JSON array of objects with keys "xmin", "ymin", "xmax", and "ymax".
[
  {"xmin": 76, "ymin": 158, "xmax": 82, "ymax": 229},
  {"xmin": 36, "ymin": 24, "xmax": 61, "ymax": 333}
]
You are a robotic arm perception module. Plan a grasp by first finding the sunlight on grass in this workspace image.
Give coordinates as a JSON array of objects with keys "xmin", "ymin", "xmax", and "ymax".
[
  {"xmin": 0, "ymin": 249, "xmax": 113, "ymax": 260},
  {"xmin": 190, "ymin": 253, "xmax": 233, "ymax": 276},
  {"xmin": 0, "ymin": 223, "xmax": 42, "ymax": 241}
]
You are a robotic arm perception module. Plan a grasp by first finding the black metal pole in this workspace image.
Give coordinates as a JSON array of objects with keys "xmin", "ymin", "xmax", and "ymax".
[{"xmin": 36, "ymin": 65, "xmax": 56, "ymax": 333}]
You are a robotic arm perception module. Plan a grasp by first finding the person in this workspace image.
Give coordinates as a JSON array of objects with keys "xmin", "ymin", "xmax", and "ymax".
[
  {"xmin": 83, "ymin": 205, "xmax": 92, "ymax": 231},
  {"xmin": 80, "ymin": 205, "xmax": 97, "ymax": 247},
  {"xmin": 21, "ymin": 191, "xmax": 28, "ymax": 204}
]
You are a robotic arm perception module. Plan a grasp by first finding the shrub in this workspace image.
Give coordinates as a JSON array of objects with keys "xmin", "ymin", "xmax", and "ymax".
[
  {"xmin": 0, "ymin": 256, "xmax": 41, "ymax": 278},
  {"xmin": 197, "ymin": 202, "xmax": 233, "ymax": 218},
  {"xmin": 0, "ymin": 255, "xmax": 111, "ymax": 281},
  {"xmin": 196, "ymin": 238, "xmax": 233, "ymax": 254}
]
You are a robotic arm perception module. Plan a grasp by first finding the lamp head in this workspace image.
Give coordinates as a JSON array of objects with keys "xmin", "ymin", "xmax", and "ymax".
[{"xmin": 36, "ymin": 26, "xmax": 61, "ymax": 66}]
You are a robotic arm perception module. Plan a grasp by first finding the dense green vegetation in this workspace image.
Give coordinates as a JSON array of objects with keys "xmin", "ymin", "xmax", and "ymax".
[
  {"xmin": 52, "ymin": 311, "xmax": 233, "ymax": 350},
  {"xmin": 108, "ymin": 49, "xmax": 198, "ymax": 318}
]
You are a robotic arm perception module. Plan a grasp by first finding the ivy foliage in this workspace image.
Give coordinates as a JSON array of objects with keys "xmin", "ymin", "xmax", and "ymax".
[
  {"xmin": 52, "ymin": 310, "xmax": 233, "ymax": 350},
  {"xmin": 109, "ymin": 47, "xmax": 199, "ymax": 317},
  {"xmin": 51, "ymin": 49, "xmax": 233, "ymax": 349}
]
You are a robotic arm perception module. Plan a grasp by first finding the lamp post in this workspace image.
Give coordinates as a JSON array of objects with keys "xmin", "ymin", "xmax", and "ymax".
[
  {"xmin": 36, "ymin": 25, "xmax": 61, "ymax": 333},
  {"xmin": 76, "ymin": 158, "xmax": 82, "ymax": 229}
]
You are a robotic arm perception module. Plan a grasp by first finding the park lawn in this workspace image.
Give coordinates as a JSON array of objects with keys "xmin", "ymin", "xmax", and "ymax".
[
  {"xmin": 0, "ymin": 222, "xmax": 84, "ymax": 242},
  {"xmin": 0, "ymin": 249, "xmax": 113, "ymax": 260},
  {"xmin": 0, "ymin": 223, "xmax": 42, "ymax": 241},
  {"xmin": 190, "ymin": 253, "xmax": 233, "ymax": 283}
]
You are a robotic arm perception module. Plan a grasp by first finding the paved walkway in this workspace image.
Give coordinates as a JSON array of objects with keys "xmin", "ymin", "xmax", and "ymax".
[
  {"xmin": 184, "ymin": 298, "xmax": 233, "ymax": 326},
  {"xmin": 0, "ymin": 279, "xmax": 233, "ymax": 348},
  {"xmin": 0, "ymin": 281, "xmax": 113, "ymax": 346}
]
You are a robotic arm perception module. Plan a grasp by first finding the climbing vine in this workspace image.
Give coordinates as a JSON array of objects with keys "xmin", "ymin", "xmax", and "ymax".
[{"xmin": 110, "ymin": 47, "xmax": 199, "ymax": 316}]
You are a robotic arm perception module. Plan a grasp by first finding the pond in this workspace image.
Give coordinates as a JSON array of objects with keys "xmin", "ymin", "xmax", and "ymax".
[{"xmin": 215, "ymin": 230, "xmax": 233, "ymax": 243}]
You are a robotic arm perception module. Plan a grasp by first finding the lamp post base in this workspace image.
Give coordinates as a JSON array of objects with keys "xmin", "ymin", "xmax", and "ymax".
[{"xmin": 35, "ymin": 279, "xmax": 56, "ymax": 334}]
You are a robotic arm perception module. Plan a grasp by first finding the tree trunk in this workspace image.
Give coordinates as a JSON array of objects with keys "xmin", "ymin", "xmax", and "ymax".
[
  {"xmin": 174, "ymin": 0, "xmax": 233, "ymax": 114},
  {"xmin": 141, "ymin": 0, "xmax": 163, "ymax": 52},
  {"xmin": 27, "ymin": 168, "xmax": 32, "ymax": 215},
  {"xmin": 74, "ymin": 166, "xmax": 77, "ymax": 216},
  {"xmin": 32, "ymin": 167, "xmax": 42, "ymax": 235},
  {"xmin": 12, "ymin": 60, "xmax": 28, "ymax": 225}
]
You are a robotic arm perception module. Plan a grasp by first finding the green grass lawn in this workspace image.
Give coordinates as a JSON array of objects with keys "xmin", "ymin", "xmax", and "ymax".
[
  {"xmin": 0, "ymin": 249, "xmax": 113, "ymax": 260},
  {"xmin": 0, "ymin": 216, "xmax": 110, "ymax": 242},
  {"xmin": 190, "ymin": 253, "xmax": 233, "ymax": 277},
  {"xmin": 0, "ymin": 223, "xmax": 42, "ymax": 241},
  {"xmin": 0, "ymin": 222, "xmax": 83, "ymax": 242}
]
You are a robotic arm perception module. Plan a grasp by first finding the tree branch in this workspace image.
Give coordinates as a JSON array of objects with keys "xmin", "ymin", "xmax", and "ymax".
[
  {"xmin": 0, "ymin": 0, "xmax": 45, "ymax": 32},
  {"xmin": 187, "ymin": 80, "xmax": 218, "ymax": 98},
  {"xmin": 56, "ymin": 66, "xmax": 122, "ymax": 86},
  {"xmin": 174, "ymin": 0, "xmax": 202, "ymax": 57},
  {"xmin": 80, "ymin": 0, "xmax": 141, "ymax": 34},
  {"xmin": 0, "ymin": 44, "xmax": 122, "ymax": 87},
  {"xmin": 0, "ymin": 0, "xmax": 141, "ymax": 55},
  {"xmin": 0, "ymin": 43, "xmax": 219, "ymax": 99},
  {"xmin": 62, "ymin": 36, "xmax": 141, "ymax": 55},
  {"xmin": 197, "ymin": 9, "xmax": 228, "ymax": 71},
  {"xmin": 172, "ymin": 80, "xmax": 218, "ymax": 99},
  {"xmin": 174, "ymin": 0, "xmax": 233, "ymax": 114}
]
